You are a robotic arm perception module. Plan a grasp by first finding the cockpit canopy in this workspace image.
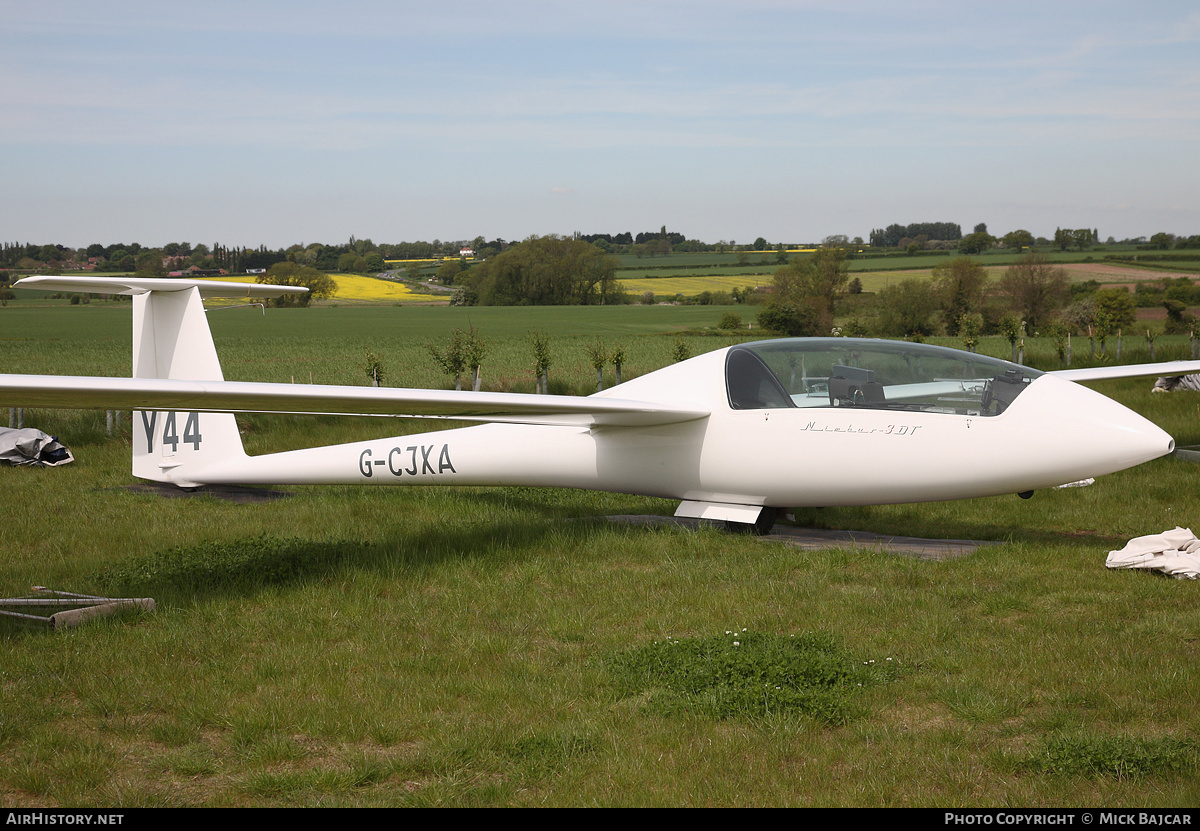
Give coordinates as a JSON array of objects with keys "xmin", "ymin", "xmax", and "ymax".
[{"xmin": 726, "ymin": 338, "xmax": 1043, "ymax": 417}]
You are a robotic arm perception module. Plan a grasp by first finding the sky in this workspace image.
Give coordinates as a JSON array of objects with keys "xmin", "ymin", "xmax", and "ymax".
[{"xmin": 3, "ymin": 0, "xmax": 1199, "ymax": 249}]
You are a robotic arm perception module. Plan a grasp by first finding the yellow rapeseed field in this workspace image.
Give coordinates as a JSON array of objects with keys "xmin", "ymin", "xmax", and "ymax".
[
  {"xmin": 328, "ymin": 273, "xmax": 419, "ymax": 302},
  {"xmin": 200, "ymin": 273, "xmax": 432, "ymax": 303}
]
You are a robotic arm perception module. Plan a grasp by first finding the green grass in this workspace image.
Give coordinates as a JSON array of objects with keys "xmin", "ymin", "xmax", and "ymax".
[
  {"xmin": 2, "ymin": 305, "xmax": 1200, "ymax": 806},
  {"xmin": 605, "ymin": 629, "xmax": 896, "ymax": 724}
]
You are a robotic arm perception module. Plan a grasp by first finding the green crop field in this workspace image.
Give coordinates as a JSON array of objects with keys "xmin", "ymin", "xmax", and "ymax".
[
  {"xmin": 2, "ymin": 302, "xmax": 1199, "ymax": 807},
  {"xmin": 617, "ymin": 274, "xmax": 767, "ymax": 297}
]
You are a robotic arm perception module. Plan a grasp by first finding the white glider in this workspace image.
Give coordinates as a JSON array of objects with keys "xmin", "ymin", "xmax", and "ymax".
[{"xmin": 3, "ymin": 275, "xmax": 1197, "ymax": 534}]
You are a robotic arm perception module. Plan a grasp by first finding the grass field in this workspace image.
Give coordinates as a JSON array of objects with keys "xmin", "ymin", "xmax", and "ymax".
[{"xmin": 2, "ymin": 302, "xmax": 1199, "ymax": 807}]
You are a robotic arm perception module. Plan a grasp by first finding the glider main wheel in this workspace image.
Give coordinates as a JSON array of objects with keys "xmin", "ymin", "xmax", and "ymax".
[{"xmin": 724, "ymin": 507, "xmax": 778, "ymax": 536}]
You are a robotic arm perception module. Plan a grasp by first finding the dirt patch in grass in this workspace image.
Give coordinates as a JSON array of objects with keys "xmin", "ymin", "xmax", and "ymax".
[{"xmin": 1059, "ymin": 263, "xmax": 1197, "ymax": 283}]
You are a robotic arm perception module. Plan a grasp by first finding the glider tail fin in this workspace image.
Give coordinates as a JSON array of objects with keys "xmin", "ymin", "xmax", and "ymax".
[
  {"xmin": 130, "ymin": 285, "xmax": 248, "ymax": 485},
  {"xmin": 17, "ymin": 277, "xmax": 301, "ymax": 486}
]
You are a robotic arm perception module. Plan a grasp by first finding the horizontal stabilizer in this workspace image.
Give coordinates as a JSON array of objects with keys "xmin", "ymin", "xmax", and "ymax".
[
  {"xmin": 1052, "ymin": 361, "xmax": 1200, "ymax": 382},
  {"xmin": 0, "ymin": 375, "xmax": 710, "ymax": 428},
  {"xmin": 15, "ymin": 276, "xmax": 303, "ymax": 299}
]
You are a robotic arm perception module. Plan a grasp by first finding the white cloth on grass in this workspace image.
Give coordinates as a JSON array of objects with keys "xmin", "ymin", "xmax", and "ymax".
[{"xmin": 1106, "ymin": 527, "xmax": 1200, "ymax": 579}]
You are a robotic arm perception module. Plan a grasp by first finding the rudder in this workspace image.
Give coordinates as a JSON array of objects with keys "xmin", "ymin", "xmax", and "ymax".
[{"xmin": 130, "ymin": 285, "xmax": 246, "ymax": 485}]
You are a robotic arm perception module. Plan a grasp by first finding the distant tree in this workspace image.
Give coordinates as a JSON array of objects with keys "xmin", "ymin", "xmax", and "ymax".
[
  {"xmin": 759, "ymin": 246, "xmax": 849, "ymax": 336},
  {"xmin": 757, "ymin": 300, "xmax": 822, "ymax": 337},
  {"xmin": 338, "ymin": 252, "xmax": 368, "ymax": 273},
  {"xmin": 464, "ymin": 328, "xmax": 487, "ymax": 391},
  {"xmin": 957, "ymin": 231, "xmax": 994, "ymax": 255},
  {"xmin": 257, "ymin": 262, "xmax": 337, "ymax": 306},
  {"xmin": 840, "ymin": 318, "xmax": 872, "ymax": 338},
  {"xmin": 427, "ymin": 328, "xmax": 485, "ymax": 391},
  {"xmin": 364, "ymin": 349, "xmax": 384, "ymax": 386},
  {"xmin": 586, "ymin": 340, "xmax": 610, "ymax": 391},
  {"xmin": 998, "ymin": 253, "xmax": 1069, "ymax": 331},
  {"xmin": 758, "ymin": 246, "xmax": 854, "ymax": 338},
  {"xmin": 437, "ymin": 258, "xmax": 463, "ymax": 285},
  {"xmin": 1093, "ymin": 287, "xmax": 1136, "ymax": 332},
  {"xmin": 449, "ymin": 285, "xmax": 476, "ymax": 306},
  {"xmin": 466, "ymin": 236, "xmax": 619, "ymax": 305},
  {"xmin": 529, "ymin": 330, "xmax": 552, "ymax": 394},
  {"xmin": 875, "ymin": 278, "xmax": 939, "ymax": 337},
  {"xmin": 1071, "ymin": 228, "xmax": 1095, "ymax": 250},
  {"xmin": 1002, "ymin": 230, "xmax": 1034, "ymax": 250},
  {"xmin": 1062, "ymin": 298, "xmax": 1097, "ymax": 335},
  {"xmin": 428, "ymin": 330, "xmax": 467, "ymax": 391},
  {"xmin": 957, "ymin": 313, "xmax": 984, "ymax": 352},
  {"xmin": 610, "ymin": 345, "xmax": 626, "ymax": 385},
  {"xmin": 998, "ymin": 313, "xmax": 1025, "ymax": 362},
  {"xmin": 1053, "ymin": 228, "xmax": 1094, "ymax": 251},
  {"xmin": 1043, "ymin": 318, "xmax": 1070, "ymax": 367},
  {"xmin": 1164, "ymin": 277, "xmax": 1199, "ymax": 305},
  {"xmin": 931, "ymin": 257, "xmax": 989, "ymax": 334},
  {"xmin": 1163, "ymin": 299, "xmax": 1196, "ymax": 334},
  {"xmin": 870, "ymin": 222, "xmax": 961, "ymax": 247},
  {"xmin": 135, "ymin": 250, "xmax": 167, "ymax": 277}
]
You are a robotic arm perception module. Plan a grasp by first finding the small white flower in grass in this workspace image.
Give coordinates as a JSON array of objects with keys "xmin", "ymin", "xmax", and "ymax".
[{"xmin": 733, "ymin": 641, "xmax": 740, "ymax": 647}]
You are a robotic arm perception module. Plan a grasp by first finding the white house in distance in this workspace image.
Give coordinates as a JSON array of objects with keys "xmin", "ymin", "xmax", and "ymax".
[{"xmin": 459, "ymin": 246, "xmax": 475, "ymax": 258}]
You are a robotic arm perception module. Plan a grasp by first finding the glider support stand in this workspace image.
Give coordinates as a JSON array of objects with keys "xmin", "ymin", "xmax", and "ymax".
[{"xmin": 674, "ymin": 500, "xmax": 777, "ymax": 535}]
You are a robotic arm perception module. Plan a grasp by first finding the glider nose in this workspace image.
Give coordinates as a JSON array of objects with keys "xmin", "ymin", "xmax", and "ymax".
[
  {"xmin": 1029, "ymin": 375, "xmax": 1175, "ymax": 476},
  {"xmin": 1099, "ymin": 397, "xmax": 1175, "ymax": 463}
]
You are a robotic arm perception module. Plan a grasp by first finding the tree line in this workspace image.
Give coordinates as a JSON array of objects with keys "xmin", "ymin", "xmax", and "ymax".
[
  {"xmin": 869, "ymin": 222, "xmax": 962, "ymax": 248},
  {"xmin": 7, "ymin": 222, "xmax": 1200, "ymax": 278},
  {"xmin": 755, "ymin": 249, "xmax": 1181, "ymax": 346}
]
